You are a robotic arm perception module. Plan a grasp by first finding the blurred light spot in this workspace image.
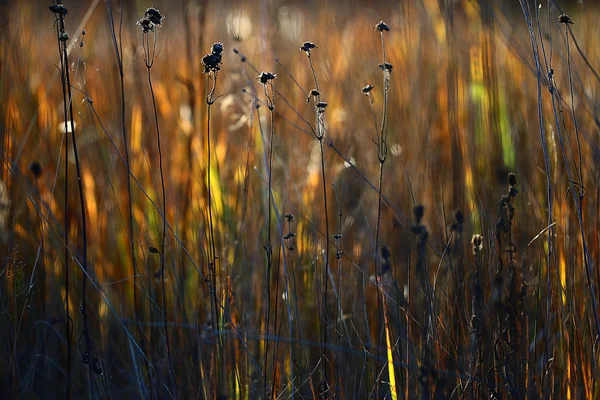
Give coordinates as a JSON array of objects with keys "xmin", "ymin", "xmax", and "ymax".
[
  {"xmin": 58, "ymin": 121, "xmax": 77, "ymax": 134},
  {"xmin": 278, "ymin": 6, "xmax": 304, "ymax": 42},
  {"xmin": 390, "ymin": 143, "xmax": 402, "ymax": 157},
  {"xmin": 227, "ymin": 9, "xmax": 252, "ymax": 41}
]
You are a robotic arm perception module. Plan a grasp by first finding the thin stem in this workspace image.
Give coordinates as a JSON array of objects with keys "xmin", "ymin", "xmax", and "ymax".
[{"xmin": 146, "ymin": 59, "xmax": 172, "ymax": 386}]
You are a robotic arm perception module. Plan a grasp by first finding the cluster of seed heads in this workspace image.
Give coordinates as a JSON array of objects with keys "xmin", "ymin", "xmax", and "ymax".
[
  {"xmin": 136, "ymin": 7, "xmax": 164, "ymax": 33},
  {"xmin": 202, "ymin": 42, "xmax": 224, "ymax": 74}
]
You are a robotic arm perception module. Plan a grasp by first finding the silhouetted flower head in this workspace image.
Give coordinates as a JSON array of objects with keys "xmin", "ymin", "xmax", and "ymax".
[
  {"xmin": 508, "ymin": 172, "xmax": 517, "ymax": 186},
  {"xmin": 362, "ymin": 84, "xmax": 374, "ymax": 93},
  {"xmin": 29, "ymin": 162, "xmax": 43, "ymax": 179},
  {"xmin": 558, "ymin": 14, "xmax": 574, "ymax": 24},
  {"xmin": 144, "ymin": 7, "xmax": 164, "ymax": 25},
  {"xmin": 310, "ymin": 89, "xmax": 320, "ymax": 96},
  {"xmin": 137, "ymin": 18, "xmax": 153, "ymax": 33},
  {"xmin": 49, "ymin": 4, "xmax": 68, "ymax": 16},
  {"xmin": 202, "ymin": 42, "xmax": 224, "ymax": 73},
  {"xmin": 257, "ymin": 71, "xmax": 277, "ymax": 84},
  {"xmin": 316, "ymin": 101, "xmax": 327, "ymax": 109},
  {"xmin": 300, "ymin": 41, "xmax": 317, "ymax": 53},
  {"xmin": 137, "ymin": 7, "xmax": 164, "ymax": 33},
  {"xmin": 376, "ymin": 21, "xmax": 390, "ymax": 32},
  {"xmin": 211, "ymin": 42, "xmax": 224, "ymax": 55},
  {"xmin": 285, "ymin": 214, "xmax": 295, "ymax": 222}
]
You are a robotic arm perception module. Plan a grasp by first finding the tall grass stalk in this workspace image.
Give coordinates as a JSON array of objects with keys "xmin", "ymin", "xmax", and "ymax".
[
  {"xmin": 138, "ymin": 8, "xmax": 173, "ymax": 388},
  {"xmin": 301, "ymin": 41, "xmax": 331, "ymax": 391},
  {"xmin": 107, "ymin": 0, "xmax": 144, "ymax": 380},
  {"xmin": 50, "ymin": 1, "xmax": 94, "ymax": 395}
]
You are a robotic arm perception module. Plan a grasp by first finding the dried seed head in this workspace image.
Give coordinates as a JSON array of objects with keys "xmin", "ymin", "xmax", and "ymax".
[
  {"xmin": 211, "ymin": 42, "xmax": 224, "ymax": 55},
  {"xmin": 144, "ymin": 7, "xmax": 164, "ymax": 26},
  {"xmin": 202, "ymin": 43, "xmax": 224, "ymax": 73},
  {"xmin": 136, "ymin": 18, "xmax": 153, "ymax": 33},
  {"xmin": 362, "ymin": 84, "xmax": 374, "ymax": 93},
  {"xmin": 508, "ymin": 172, "xmax": 517, "ymax": 186},
  {"xmin": 310, "ymin": 89, "xmax": 320, "ymax": 96},
  {"xmin": 376, "ymin": 21, "xmax": 390, "ymax": 32},
  {"xmin": 316, "ymin": 101, "xmax": 328, "ymax": 109},
  {"xmin": 283, "ymin": 232, "xmax": 296, "ymax": 240},
  {"xmin": 300, "ymin": 41, "xmax": 317, "ymax": 53},
  {"xmin": 257, "ymin": 71, "xmax": 277, "ymax": 84},
  {"xmin": 285, "ymin": 214, "xmax": 295, "ymax": 222},
  {"xmin": 558, "ymin": 14, "xmax": 574, "ymax": 25},
  {"xmin": 49, "ymin": 4, "xmax": 68, "ymax": 16}
]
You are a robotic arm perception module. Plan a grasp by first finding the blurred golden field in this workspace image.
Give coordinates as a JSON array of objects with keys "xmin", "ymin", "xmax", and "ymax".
[{"xmin": 2, "ymin": 0, "xmax": 600, "ymax": 398}]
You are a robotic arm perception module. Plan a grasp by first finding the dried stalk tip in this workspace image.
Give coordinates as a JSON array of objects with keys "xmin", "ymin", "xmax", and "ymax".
[
  {"xmin": 508, "ymin": 172, "xmax": 517, "ymax": 186},
  {"xmin": 257, "ymin": 71, "xmax": 277, "ymax": 84},
  {"xmin": 283, "ymin": 232, "xmax": 296, "ymax": 240},
  {"xmin": 376, "ymin": 21, "xmax": 390, "ymax": 32},
  {"xmin": 300, "ymin": 41, "xmax": 317, "ymax": 53},
  {"xmin": 285, "ymin": 214, "xmax": 295, "ymax": 222},
  {"xmin": 378, "ymin": 62, "xmax": 393, "ymax": 72},
  {"xmin": 310, "ymin": 89, "xmax": 320, "ymax": 96},
  {"xmin": 558, "ymin": 14, "xmax": 574, "ymax": 25},
  {"xmin": 49, "ymin": 4, "xmax": 68, "ymax": 16},
  {"xmin": 316, "ymin": 101, "xmax": 328, "ymax": 109},
  {"xmin": 413, "ymin": 204, "xmax": 425, "ymax": 223},
  {"xmin": 362, "ymin": 84, "xmax": 374, "ymax": 93}
]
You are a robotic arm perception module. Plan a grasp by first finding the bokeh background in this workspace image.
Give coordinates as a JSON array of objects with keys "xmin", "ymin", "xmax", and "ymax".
[{"xmin": 2, "ymin": 0, "xmax": 600, "ymax": 398}]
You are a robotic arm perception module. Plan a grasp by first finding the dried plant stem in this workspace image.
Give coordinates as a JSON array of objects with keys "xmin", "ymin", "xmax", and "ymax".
[
  {"xmin": 306, "ymin": 51, "xmax": 330, "ymax": 388},
  {"xmin": 144, "ymin": 40, "xmax": 172, "ymax": 386},
  {"xmin": 107, "ymin": 0, "xmax": 142, "ymax": 364}
]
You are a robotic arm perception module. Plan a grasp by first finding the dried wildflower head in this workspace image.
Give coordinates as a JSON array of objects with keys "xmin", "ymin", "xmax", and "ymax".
[
  {"xmin": 316, "ymin": 101, "xmax": 328, "ymax": 109},
  {"xmin": 144, "ymin": 7, "xmax": 164, "ymax": 25},
  {"xmin": 202, "ymin": 42, "xmax": 224, "ymax": 73},
  {"xmin": 49, "ymin": 4, "xmax": 68, "ymax": 16},
  {"xmin": 310, "ymin": 89, "xmax": 320, "ymax": 96},
  {"xmin": 376, "ymin": 21, "xmax": 390, "ymax": 32},
  {"xmin": 136, "ymin": 18, "xmax": 153, "ymax": 33},
  {"xmin": 29, "ymin": 162, "xmax": 43, "ymax": 179},
  {"xmin": 379, "ymin": 62, "xmax": 393, "ymax": 72},
  {"xmin": 136, "ymin": 7, "xmax": 164, "ymax": 33},
  {"xmin": 471, "ymin": 234, "xmax": 483, "ymax": 255},
  {"xmin": 332, "ymin": 233, "xmax": 342, "ymax": 240},
  {"xmin": 508, "ymin": 172, "xmax": 517, "ymax": 186},
  {"xmin": 362, "ymin": 84, "xmax": 374, "ymax": 93},
  {"xmin": 285, "ymin": 214, "xmax": 295, "ymax": 222},
  {"xmin": 211, "ymin": 42, "xmax": 224, "ymax": 55},
  {"xmin": 558, "ymin": 14, "xmax": 574, "ymax": 25},
  {"xmin": 300, "ymin": 41, "xmax": 317, "ymax": 53},
  {"xmin": 257, "ymin": 71, "xmax": 277, "ymax": 84},
  {"xmin": 283, "ymin": 232, "xmax": 296, "ymax": 240}
]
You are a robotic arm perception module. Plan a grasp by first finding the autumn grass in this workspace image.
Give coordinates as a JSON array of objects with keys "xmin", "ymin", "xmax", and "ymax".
[{"xmin": 3, "ymin": 1, "xmax": 600, "ymax": 398}]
